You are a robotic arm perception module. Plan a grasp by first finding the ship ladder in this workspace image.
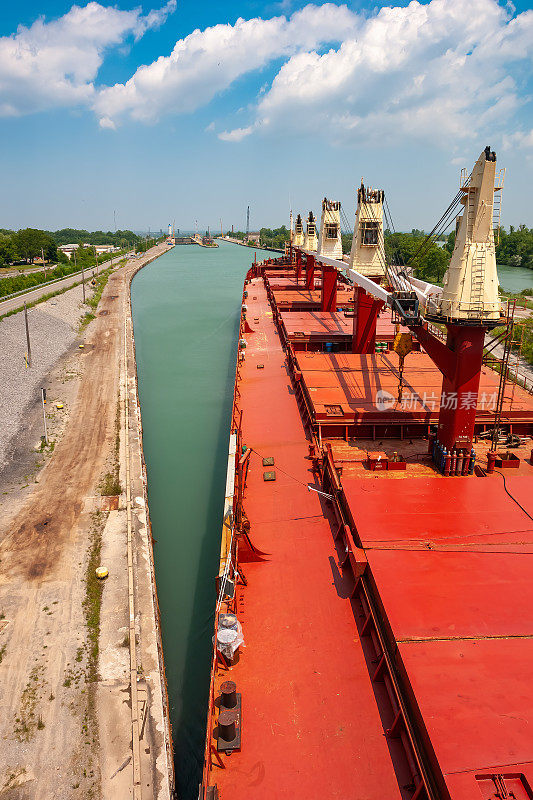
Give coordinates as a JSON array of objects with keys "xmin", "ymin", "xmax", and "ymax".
[
  {"xmin": 466, "ymin": 187, "xmax": 476, "ymax": 239},
  {"xmin": 492, "ymin": 189, "xmax": 502, "ymax": 245},
  {"xmin": 492, "ymin": 168, "xmax": 506, "ymax": 244},
  {"xmin": 469, "ymin": 247, "xmax": 485, "ymax": 317}
]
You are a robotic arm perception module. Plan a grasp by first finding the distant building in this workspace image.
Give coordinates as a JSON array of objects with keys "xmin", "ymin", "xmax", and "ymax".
[
  {"xmin": 59, "ymin": 243, "xmax": 120, "ymax": 260},
  {"xmin": 58, "ymin": 244, "xmax": 80, "ymax": 259},
  {"xmin": 244, "ymin": 232, "xmax": 261, "ymax": 245}
]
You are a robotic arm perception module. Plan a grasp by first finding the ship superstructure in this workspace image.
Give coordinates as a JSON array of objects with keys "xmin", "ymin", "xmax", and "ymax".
[{"xmin": 200, "ymin": 148, "xmax": 533, "ymax": 800}]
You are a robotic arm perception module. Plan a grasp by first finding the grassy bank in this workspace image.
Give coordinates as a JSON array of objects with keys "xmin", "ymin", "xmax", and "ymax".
[
  {"xmin": 79, "ymin": 267, "xmax": 115, "ymax": 331},
  {"xmin": 0, "ymin": 249, "xmax": 127, "ymax": 300}
]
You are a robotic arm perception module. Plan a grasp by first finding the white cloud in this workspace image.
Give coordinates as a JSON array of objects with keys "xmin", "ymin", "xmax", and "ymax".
[
  {"xmin": 221, "ymin": 0, "xmax": 533, "ymax": 147},
  {"xmin": 502, "ymin": 128, "xmax": 533, "ymax": 149},
  {"xmin": 218, "ymin": 125, "xmax": 254, "ymax": 142},
  {"xmin": 99, "ymin": 115, "xmax": 117, "ymax": 130},
  {"xmin": 2, "ymin": 0, "xmax": 531, "ymax": 153},
  {"xmin": 93, "ymin": 3, "xmax": 358, "ymax": 125},
  {"xmin": 0, "ymin": 1, "xmax": 176, "ymax": 117}
]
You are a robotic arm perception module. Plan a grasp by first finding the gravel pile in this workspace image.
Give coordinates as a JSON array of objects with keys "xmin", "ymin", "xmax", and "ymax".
[{"xmin": 0, "ymin": 284, "xmax": 87, "ymax": 470}]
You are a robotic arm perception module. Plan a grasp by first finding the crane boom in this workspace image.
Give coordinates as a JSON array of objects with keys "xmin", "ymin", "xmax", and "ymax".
[{"xmin": 296, "ymin": 247, "xmax": 442, "ymax": 316}]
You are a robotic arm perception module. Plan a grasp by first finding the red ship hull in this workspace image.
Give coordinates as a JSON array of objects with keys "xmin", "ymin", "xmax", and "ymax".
[{"xmin": 200, "ymin": 253, "xmax": 533, "ymax": 800}]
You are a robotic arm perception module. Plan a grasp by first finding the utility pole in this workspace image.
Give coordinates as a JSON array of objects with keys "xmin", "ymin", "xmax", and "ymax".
[
  {"xmin": 24, "ymin": 302, "xmax": 32, "ymax": 367},
  {"xmin": 246, "ymin": 206, "xmax": 250, "ymax": 237},
  {"xmin": 41, "ymin": 388, "xmax": 48, "ymax": 446},
  {"xmin": 74, "ymin": 249, "xmax": 85, "ymax": 303},
  {"xmin": 41, "ymin": 247, "xmax": 47, "ymax": 279}
]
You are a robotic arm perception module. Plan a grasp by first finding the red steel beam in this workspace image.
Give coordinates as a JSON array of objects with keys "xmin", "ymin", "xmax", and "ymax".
[
  {"xmin": 321, "ymin": 264, "xmax": 338, "ymax": 312},
  {"xmin": 296, "ymin": 251, "xmax": 302, "ymax": 285},
  {"xmin": 352, "ymin": 287, "xmax": 383, "ymax": 354}
]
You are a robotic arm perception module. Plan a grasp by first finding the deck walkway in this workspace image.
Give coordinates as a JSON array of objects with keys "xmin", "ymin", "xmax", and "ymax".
[{"xmin": 212, "ymin": 277, "xmax": 402, "ymax": 798}]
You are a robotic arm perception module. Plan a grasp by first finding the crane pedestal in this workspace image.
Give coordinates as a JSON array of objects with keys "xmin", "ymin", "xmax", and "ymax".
[
  {"xmin": 352, "ymin": 287, "xmax": 383, "ymax": 354},
  {"xmin": 321, "ymin": 265, "xmax": 338, "ymax": 312},
  {"xmin": 413, "ymin": 322, "xmax": 486, "ymax": 450},
  {"xmin": 296, "ymin": 252, "xmax": 303, "ymax": 285},
  {"xmin": 437, "ymin": 325, "xmax": 486, "ymax": 451}
]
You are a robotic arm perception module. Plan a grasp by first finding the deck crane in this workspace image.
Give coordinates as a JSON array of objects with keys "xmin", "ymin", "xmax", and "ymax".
[{"xmin": 292, "ymin": 146, "xmax": 506, "ymax": 453}]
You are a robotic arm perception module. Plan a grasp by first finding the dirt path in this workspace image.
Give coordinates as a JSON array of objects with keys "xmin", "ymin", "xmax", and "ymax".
[{"xmin": 0, "ymin": 244, "xmax": 173, "ymax": 799}]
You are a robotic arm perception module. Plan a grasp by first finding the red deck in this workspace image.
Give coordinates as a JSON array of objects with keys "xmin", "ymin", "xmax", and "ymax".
[
  {"xmin": 266, "ymin": 276, "xmax": 322, "ymax": 290},
  {"xmin": 203, "ymin": 253, "xmax": 533, "ymax": 800},
  {"xmin": 341, "ymin": 475, "xmax": 533, "ymax": 799},
  {"xmin": 280, "ymin": 309, "xmax": 397, "ymax": 346},
  {"xmin": 210, "ymin": 277, "xmax": 403, "ymax": 799},
  {"xmin": 272, "ymin": 287, "xmax": 354, "ymax": 310},
  {"xmin": 296, "ymin": 350, "xmax": 533, "ymax": 431},
  {"xmin": 280, "ymin": 310, "xmax": 351, "ymax": 350}
]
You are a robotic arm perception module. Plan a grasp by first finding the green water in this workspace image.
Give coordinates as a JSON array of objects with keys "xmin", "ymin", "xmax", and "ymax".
[
  {"xmin": 497, "ymin": 264, "xmax": 533, "ymax": 293},
  {"xmin": 131, "ymin": 241, "xmax": 274, "ymax": 799}
]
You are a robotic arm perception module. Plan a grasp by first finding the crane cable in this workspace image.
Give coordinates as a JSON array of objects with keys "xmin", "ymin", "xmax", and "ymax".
[{"xmin": 405, "ymin": 170, "xmax": 473, "ymax": 270}]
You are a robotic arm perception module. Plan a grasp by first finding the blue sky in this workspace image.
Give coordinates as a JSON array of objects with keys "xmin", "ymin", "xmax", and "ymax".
[{"xmin": 0, "ymin": 0, "xmax": 531, "ymax": 234}]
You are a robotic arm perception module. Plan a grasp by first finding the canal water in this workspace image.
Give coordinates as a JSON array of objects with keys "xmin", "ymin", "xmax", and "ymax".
[
  {"xmin": 497, "ymin": 264, "xmax": 533, "ymax": 293},
  {"xmin": 131, "ymin": 241, "xmax": 274, "ymax": 799}
]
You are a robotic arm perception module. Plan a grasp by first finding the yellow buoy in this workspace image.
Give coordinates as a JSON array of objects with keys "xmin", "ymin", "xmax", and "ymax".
[
  {"xmin": 56, "ymin": 403, "xmax": 64, "ymax": 410},
  {"xmin": 95, "ymin": 566, "xmax": 108, "ymax": 580}
]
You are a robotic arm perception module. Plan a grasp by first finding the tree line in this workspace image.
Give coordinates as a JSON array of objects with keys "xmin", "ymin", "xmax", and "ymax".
[
  {"xmin": 0, "ymin": 227, "xmax": 143, "ymax": 268},
  {"xmin": 0, "ymin": 244, "xmax": 123, "ymax": 299}
]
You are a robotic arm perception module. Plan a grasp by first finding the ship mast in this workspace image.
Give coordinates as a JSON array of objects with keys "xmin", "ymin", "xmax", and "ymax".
[
  {"xmin": 317, "ymin": 198, "xmax": 343, "ymax": 260},
  {"xmin": 349, "ymin": 180, "xmax": 386, "ymax": 278},
  {"xmin": 303, "ymin": 211, "xmax": 318, "ymax": 252}
]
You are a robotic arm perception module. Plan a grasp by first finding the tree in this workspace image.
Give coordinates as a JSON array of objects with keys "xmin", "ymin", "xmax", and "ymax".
[
  {"xmin": 384, "ymin": 231, "xmax": 450, "ymax": 284},
  {"xmin": 0, "ymin": 233, "xmax": 16, "ymax": 266},
  {"xmin": 446, "ymin": 231, "xmax": 456, "ymax": 255},
  {"xmin": 495, "ymin": 225, "xmax": 533, "ymax": 269},
  {"xmin": 259, "ymin": 226, "xmax": 290, "ymax": 249},
  {"xmin": 12, "ymin": 229, "xmax": 57, "ymax": 263}
]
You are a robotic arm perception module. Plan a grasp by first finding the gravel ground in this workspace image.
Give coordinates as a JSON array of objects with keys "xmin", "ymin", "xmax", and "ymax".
[{"xmin": 0, "ymin": 283, "xmax": 88, "ymax": 470}]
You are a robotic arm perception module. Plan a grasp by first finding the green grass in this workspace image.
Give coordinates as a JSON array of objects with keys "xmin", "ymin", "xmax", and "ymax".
[
  {"xmin": 499, "ymin": 290, "xmax": 533, "ymax": 309},
  {"xmin": 488, "ymin": 319, "xmax": 533, "ymax": 368},
  {"xmin": 78, "ymin": 266, "xmax": 114, "ymax": 331},
  {"xmin": 83, "ymin": 512, "xmax": 105, "ymax": 683},
  {"xmin": 0, "ymin": 249, "xmax": 128, "ymax": 299},
  {"xmin": 0, "ymin": 257, "xmax": 126, "ymax": 323},
  {"xmin": 99, "ymin": 471, "xmax": 122, "ymax": 496},
  {"xmin": 0, "ymin": 263, "xmax": 82, "ymax": 299},
  {"xmin": 78, "ymin": 311, "xmax": 95, "ymax": 331},
  {"xmin": 99, "ymin": 392, "xmax": 122, "ymax": 496}
]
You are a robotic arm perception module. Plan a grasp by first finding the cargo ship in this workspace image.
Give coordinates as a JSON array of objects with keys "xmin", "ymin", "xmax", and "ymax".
[{"xmin": 199, "ymin": 147, "xmax": 533, "ymax": 800}]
